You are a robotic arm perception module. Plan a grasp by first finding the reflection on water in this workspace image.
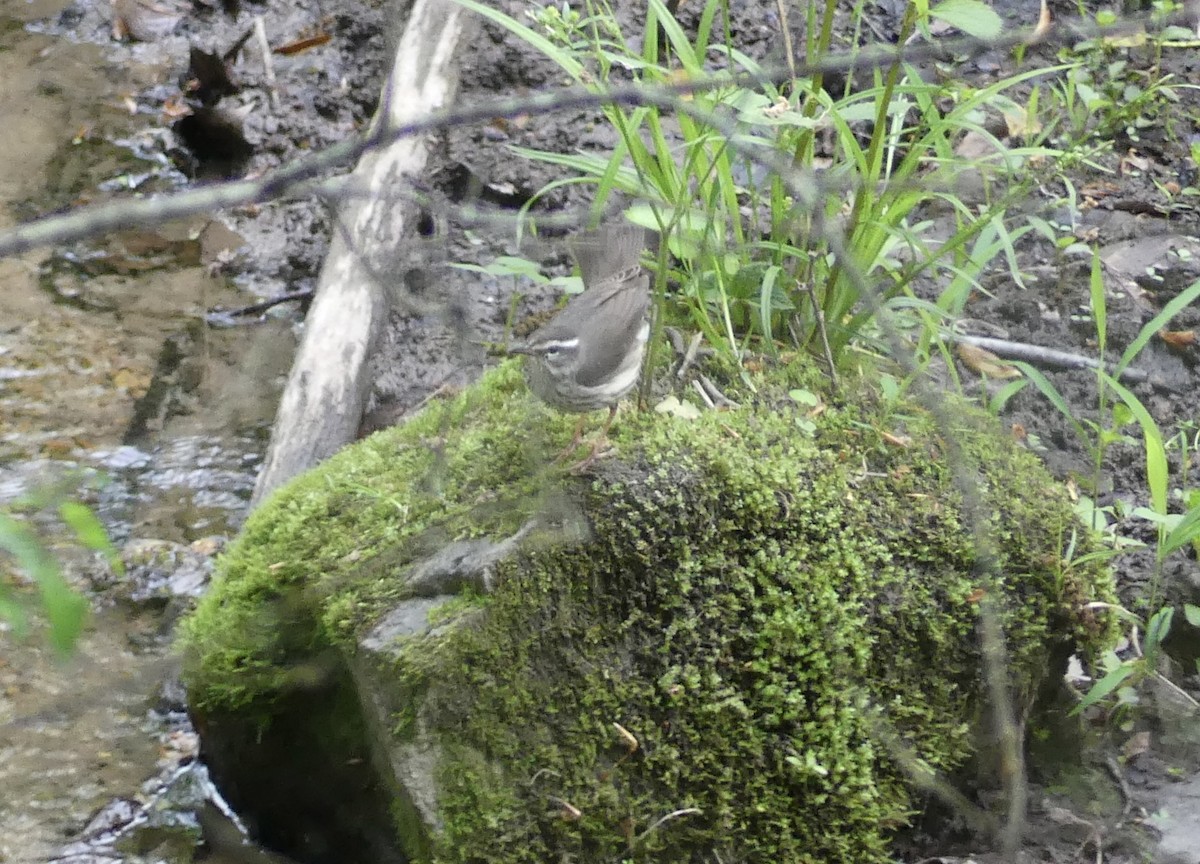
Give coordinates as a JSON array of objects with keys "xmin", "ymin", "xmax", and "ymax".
[{"xmin": 0, "ymin": 1, "xmax": 293, "ymax": 861}]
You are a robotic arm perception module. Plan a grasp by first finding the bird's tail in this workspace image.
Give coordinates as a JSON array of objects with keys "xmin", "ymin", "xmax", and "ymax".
[{"xmin": 570, "ymin": 223, "xmax": 646, "ymax": 289}]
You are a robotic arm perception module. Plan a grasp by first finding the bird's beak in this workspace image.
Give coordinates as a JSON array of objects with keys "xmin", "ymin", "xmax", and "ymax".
[{"xmin": 469, "ymin": 338, "xmax": 519, "ymax": 358}]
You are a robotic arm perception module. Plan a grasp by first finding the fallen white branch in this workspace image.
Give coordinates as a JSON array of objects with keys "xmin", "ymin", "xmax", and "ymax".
[
  {"xmin": 951, "ymin": 333, "xmax": 1175, "ymax": 392},
  {"xmin": 250, "ymin": 0, "xmax": 469, "ymax": 505}
]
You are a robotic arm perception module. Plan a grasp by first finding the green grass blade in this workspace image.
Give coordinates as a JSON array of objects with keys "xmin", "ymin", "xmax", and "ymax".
[
  {"xmin": 0, "ymin": 512, "xmax": 87, "ymax": 653},
  {"xmin": 1161, "ymin": 498, "xmax": 1200, "ymax": 558},
  {"xmin": 59, "ymin": 501, "xmax": 123, "ymax": 577},
  {"xmin": 648, "ymin": 0, "xmax": 702, "ymax": 72},
  {"xmin": 1117, "ymin": 276, "xmax": 1200, "ymax": 375},
  {"xmin": 1089, "ymin": 249, "xmax": 1107, "ymax": 356},
  {"xmin": 453, "ymin": 0, "xmax": 584, "ymax": 79},
  {"xmin": 1012, "ymin": 362, "xmax": 1090, "ymax": 445},
  {"xmin": 1100, "ymin": 372, "xmax": 1168, "ymax": 516},
  {"xmin": 1071, "ymin": 663, "xmax": 1135, "ymax": 714}
]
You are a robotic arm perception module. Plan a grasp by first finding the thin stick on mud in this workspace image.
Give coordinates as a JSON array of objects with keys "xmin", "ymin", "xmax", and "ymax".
[
  {"xmin": 951, "ymin": 333, "xmax": 1177, "ymax": 393},
  {"xmin": 253, "ymin": 16, "xmax": 281, "ymax": 113}
]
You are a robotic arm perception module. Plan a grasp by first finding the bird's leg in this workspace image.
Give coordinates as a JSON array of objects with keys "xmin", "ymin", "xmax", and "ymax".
[
  {"xmin": 568, "ymin": 405, "xmax": 619, "ymax": 474},
  {"xmin": 553, "ymin": 414, "xmax": 589, "ymax": 462}
]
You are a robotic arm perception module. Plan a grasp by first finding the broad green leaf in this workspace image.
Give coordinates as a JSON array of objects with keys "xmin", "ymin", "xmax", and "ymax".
[
  {"xmin": 59, "ymin": 501, "xmax": 123, "ymax": 576},
  {"xmin": 1100, "ymin": 373, "xmax": 1168, "ymax": 517},
  {"xmin": 1145, "ymin": 607, "xmax": 1174, "ymax": 662},
  {"xmin": 1072, "ymin": 663, "xmax": 1135, "ymax": 714},
  {"xmin": 930, "ymin": 0, "xmax": 1003, "ymax": 40},
  {"xmin": 1161, "ymin": 504, "xmax": 1200, "ymax": 558},
  {"xmin": 0, "ymin": 513, "xmax": 87, "ymax": 653}
]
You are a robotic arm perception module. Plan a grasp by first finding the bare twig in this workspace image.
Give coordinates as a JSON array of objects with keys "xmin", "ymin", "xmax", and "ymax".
[
  {"xmin": 802, "ymin": 280, "xmax": 838, "ymax": 392},
  {"xmin": 205, "ymin": 289, "xmax": 313, "ymax": 326},
  {"xmin": 676, "ymin": 330, "xmax": 707, "ymax": 379},
  {"xmin": 253, "ymin": 16, "xmax": 281, "ymax": 113},
  {"xmin": 633, "ymin": 807, "xmax": 701, "ymax": 845},
  {"xmin": 696, "ymin": 373, "xmax": 738, "ymax": 409},
  {"xmin": 1104, "ymin": 754, "xmax": 1134, "ymax": 817},
  {"xmin": 950, "ymin": 333, "xmax": 1176, "ymax": 393},
  {"xmin": 0, "ymin": 11, "xmax": 1172, "ymax": 260}
]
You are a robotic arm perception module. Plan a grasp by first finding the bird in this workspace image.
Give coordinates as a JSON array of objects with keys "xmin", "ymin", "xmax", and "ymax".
[{"xmin": 509, "ymin": 224, "xmax": 651, "ymax": 470}]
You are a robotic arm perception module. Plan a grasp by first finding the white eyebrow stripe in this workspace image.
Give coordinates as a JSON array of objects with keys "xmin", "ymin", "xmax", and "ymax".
[{"xmin": 538, "ymin": 338, "xmax": 580, "ymax": 350}]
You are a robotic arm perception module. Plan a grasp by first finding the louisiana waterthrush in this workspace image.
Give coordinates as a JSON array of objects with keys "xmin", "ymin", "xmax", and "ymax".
[{"xmin": 510, "ymin": 225, "xmax": 651, "ymax": 468}]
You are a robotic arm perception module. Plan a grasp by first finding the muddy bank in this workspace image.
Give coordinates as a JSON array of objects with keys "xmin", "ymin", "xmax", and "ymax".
[{"xmin": 1, "ymin": 0, "xmax": 386, "ymax": 857}]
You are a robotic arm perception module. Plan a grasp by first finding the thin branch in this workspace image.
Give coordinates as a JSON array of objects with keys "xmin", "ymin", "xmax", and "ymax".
[
  {"xmin": 633, "ymin": 807, "xmax": 702, "ymax": 845},
  {"xmin": 253, "ymin": 16, "xmax": 281, "ymax": 113},
  {"xmin": 0, "ymin": 11, "xmax": 1169, "ymax": 260},
  {"xmin": 205, "ymin": 289, "xmax": 313, "ymax": 326},
  {"xmin": 950, "ymin": 333, "xmax": 1177, "ymax": 393}
]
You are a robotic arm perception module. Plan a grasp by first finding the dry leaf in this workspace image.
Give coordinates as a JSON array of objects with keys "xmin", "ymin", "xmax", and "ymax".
[
  {"xmin": 957, "ymin": 342, "xmax": 1022, "ymax": 379},
  {"xmin": 1118, "ymin": 149, "xmax": 1151, "ymax": 175},
  {"xmin": 880, "ymin": 431, "xmax": 912, "ymax": 448},
  {"xmin": 1105, "ymin": 29, "xmax": 1147, "ymax": 48},
  {"xmin": 162, "ymin": 94, "xmax": 193, "ymax": 121},
  {"xmin": 1160, "ymin": 329, "xmax": 1196, "ymax": 350},
  {"xmin": 763, "ymin": 96, "xmax": 790, "ymax": 119},
  {"xmin": 613, "ymin": 722, "xmax": 639, "ymax": 753},
  {"xmin": 1001, "ymin": 103, "xmax": 1041, "ymax": 138},
  {"xmin": 956, "ymin": 129, "xmax": 1000, "ymax": 160},
  {"xmin": 1122, "ymin": 730, "xmax": 1151, "ymax": 760},
  {"xmin": 1079, "ymin": 181, "xmax": 1119, "ymax": 200},
  {"xmin": 42, "ymin": 439, "xmax": 76, "ymax": 458},
  {"xmin": 111, "ymin": 367, "xmax": 151, "ymax": 395},
  {"xmin": 655, "ymin": 396, "xmax": 701, "ymax": 421},
  {"xmin": 554, "ymin": 799, "xmax": 582, "ymax": 821},
  {"xmin": 274, "ymin": 31, "xmax": 332, "ymax": 56},
  {"xmin": 666, "ymin": 68, "xmax": 693, "ymax": 100}
]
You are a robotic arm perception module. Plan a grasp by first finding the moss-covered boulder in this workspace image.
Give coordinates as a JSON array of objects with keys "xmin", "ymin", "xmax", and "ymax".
[{"xmin": 180, "ymin": 361, "xmax": 1114, "ymax": 863}]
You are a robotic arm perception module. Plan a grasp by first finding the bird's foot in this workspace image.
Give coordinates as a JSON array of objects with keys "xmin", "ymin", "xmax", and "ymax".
[
  {"xmin": 567, "ymin": 435, "xmax": 616, "ymax": 474},
  {"xmin": 552, "ymin": 421, "xmax": 588, "ymax": 463}
]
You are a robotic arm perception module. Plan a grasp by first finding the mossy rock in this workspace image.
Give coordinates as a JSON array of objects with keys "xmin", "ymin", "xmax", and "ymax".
[{"xmin": 180, "ymin": 360, "xmax": 1115, "ymax": 863}]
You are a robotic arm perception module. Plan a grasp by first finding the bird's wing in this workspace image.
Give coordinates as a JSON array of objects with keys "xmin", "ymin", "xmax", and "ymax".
[{"xmin": 574, "ymin": 273, "xmax": 651, "ymax": 388}]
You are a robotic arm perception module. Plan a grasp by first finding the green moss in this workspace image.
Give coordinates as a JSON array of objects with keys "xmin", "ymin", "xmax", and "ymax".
[{"xmin": 180, "ymin": 359, "xmax": 1116, "ymax": 862}]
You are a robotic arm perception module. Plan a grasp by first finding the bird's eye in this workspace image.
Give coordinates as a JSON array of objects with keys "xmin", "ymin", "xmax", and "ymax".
[{"xmin": 543, "ymin": 346, "xmax": 560, "ymax": 356}]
